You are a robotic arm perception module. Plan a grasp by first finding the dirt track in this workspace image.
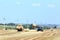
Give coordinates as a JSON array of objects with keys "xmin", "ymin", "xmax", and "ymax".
[{"xmin": 0, "ymin": 29, "xmax": 60, "ymax": 40}]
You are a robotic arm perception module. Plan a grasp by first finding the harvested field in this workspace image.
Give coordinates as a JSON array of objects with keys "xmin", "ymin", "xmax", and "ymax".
[{"xmin": 0, "ymin": 29, "xmax": 60, "ymax": 40}]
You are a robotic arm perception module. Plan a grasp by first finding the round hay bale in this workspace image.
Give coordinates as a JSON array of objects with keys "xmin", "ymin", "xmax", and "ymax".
[
  {"xmin": 16, "ymin": 24, "xmax": 24, "ymax": 32},
  {"xmin": 29, "ymin": 30, "xmax": 37, "ymax": 32},
  {"xmin": 33, "ymin": 24, "xmax": 37, "ymax": 27},
  {"xmin": 32, "ymin": 24, "xmax": 37, "ymax": 29},
  {"xmin": 23, "ymin": 29, "xmax": 29, "ymax": 32}
]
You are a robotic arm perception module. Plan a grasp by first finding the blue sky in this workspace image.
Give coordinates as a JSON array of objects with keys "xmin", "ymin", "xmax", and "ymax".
[{"xmin": 0, "ymin": 0, "xmax": 60, "ymax": 24}]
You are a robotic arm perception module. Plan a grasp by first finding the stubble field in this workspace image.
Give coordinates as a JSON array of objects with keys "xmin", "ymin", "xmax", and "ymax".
[{"xmin": 0, "ymin": 29, "xmax": 60, "ymax": 40}]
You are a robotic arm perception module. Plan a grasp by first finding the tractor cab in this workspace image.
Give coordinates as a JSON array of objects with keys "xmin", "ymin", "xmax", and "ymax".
[{"xmin": 37, "ymin": 26, "xmax": 43, "ymax": 32}]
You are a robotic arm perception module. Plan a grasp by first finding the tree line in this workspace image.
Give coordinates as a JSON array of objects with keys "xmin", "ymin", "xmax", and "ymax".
[{"xmin": 0, "ymin": 23, "xmax": 58, "ymax": 30}]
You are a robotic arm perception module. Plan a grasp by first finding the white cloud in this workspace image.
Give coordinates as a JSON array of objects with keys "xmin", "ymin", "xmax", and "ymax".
[
  {"xmin": 48, "ymin": 4, "xmax": 55, "ymax": 8},
  {"xmin": 16, "ymin": 2, "xmax": 24, "ymax": 7},
  {"xmin": 32, "ymin": 3, "xmax": 40, "ymax": 7},
  {"xmin": 16, "ymin": 2, "xmax": 21, "ymax": 5}
]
